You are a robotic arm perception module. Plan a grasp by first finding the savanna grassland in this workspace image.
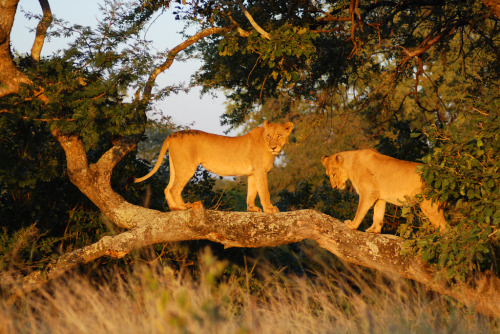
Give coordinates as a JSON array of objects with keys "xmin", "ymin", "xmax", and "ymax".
[{"xmin": 1, "ymin": 247, "xmax": 498, "ymax": 334}]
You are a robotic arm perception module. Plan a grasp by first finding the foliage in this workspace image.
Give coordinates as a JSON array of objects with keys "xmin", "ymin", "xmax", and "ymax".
[
  {"xmin": 375, "ymin": 121, "xmax": 430, "ymax": 163},
  {"xmin": 218, "ymin": 23, "xmax": 318, "ymax": 86},
  {"xmin": 276, "ymin": 179, "xmax": 359, "ymax": 221},
  {"xmin": 194, "ymin": 0, "xmax": 499, "ymax": 129},
  {"xmin": 0, "ymin": 208, "xmax": 111, "ymax": 274},
  {"xmin": 399, "ymin": 111, "xmax": 500, "ymax": 281}
]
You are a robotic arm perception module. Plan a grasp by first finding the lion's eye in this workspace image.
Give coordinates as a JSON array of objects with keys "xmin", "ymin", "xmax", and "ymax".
[
  {"xmin": 267, "ymin": 135, "xmax": 271, "ymax": 139},
  {"xmin": 277, "ymin": 134, "xmax": 282, "ymax": 138}
]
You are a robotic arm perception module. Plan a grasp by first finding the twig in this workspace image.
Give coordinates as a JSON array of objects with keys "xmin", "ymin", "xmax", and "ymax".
[{"xmin": 237, "ymin": 0, "xmax": 271, "ymax": 40}]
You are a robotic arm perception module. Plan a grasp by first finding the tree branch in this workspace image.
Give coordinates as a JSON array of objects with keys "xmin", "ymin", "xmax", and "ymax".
[
  {"xmin": 227, "ymin": 11, "xmax": 251, "ymax": 37},
  {"xmin": 139, "ymin": 26, "xmax": 230, "ymax": 103},
  {"xmin": 51, "ymin": 130, "xmax": 142, "ymax": 229},
  {"xmin": 4, "ymin": 204, "xmax": 499, "ymax": 317},
  {"xmin": 236, "ymin": 0, "xmax": 270, "ymax": 40},
  {"xmin": 0, "ymin": 0, "xmax": 32, "ymax": 98},
  {"xmin": 30, "ymin": 0, "xmax": 53, "ymax": 64},
  {"xmin": 399, "ymin": 19, "xmax": 469, "ymax": 62}
]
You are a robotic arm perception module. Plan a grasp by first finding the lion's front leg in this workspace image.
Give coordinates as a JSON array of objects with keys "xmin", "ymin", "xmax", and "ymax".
[
  {"xmin": 345, "ymin": 194, "xmax": 377, "ymax": 230},
  {"xmin": 246, "ymin": 175, "xmax": 262, "ymax": 212},
  {"xmin": 252, "ymin": 172, "xmax": 279, "ymax": 214}
]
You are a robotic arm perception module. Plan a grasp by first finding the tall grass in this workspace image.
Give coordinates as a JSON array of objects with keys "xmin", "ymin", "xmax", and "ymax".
[{"xmin": 1, "ymin": 248, "xmax": 497, "ymax": 334}]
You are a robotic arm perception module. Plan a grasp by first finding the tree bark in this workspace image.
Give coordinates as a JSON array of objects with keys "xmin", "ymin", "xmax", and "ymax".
[
  {"xmin": 5, "ymin": 202, "xmax": 500, "ymax": 318},
  {"xmin": 30, "ymin": 0, "xmax": 53, "ymax": 64},
  {"xmin": 0, "ymin": 0, "xmax": 32, "ymax": 97}
]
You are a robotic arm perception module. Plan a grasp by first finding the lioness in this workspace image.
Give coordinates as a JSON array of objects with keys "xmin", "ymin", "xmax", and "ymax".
[
  {"xmin": 135, "ymin": 121, "xmax": 293, "ymax": 213},
  {"xmin": 321, "ymin": 149, "xmax": 447, "ymax": 233}
]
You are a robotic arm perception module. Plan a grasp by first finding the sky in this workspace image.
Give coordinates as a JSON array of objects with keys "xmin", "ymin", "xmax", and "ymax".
[{"xmin": 10, "ymin": 0, "xmax": 232, "ymax": 135}]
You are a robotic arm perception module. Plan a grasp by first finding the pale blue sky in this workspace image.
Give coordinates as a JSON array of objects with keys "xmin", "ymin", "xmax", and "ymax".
[{"xmin": 11, "ymin": 0, "xmax": 230, "ymax": 134}]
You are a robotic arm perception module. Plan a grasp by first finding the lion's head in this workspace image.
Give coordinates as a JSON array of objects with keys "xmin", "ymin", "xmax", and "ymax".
[
  {"xmin": 263, "ymin": 121, "xmax": 294, "ymax": 156},
  {"xmin": 321, "ymin": 154, "xmax": 349, "ymax": 190}
]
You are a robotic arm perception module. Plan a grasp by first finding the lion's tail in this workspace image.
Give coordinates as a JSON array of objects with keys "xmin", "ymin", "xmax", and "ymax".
[{"xmin": 134, "ymin": 137, "xmax": 170, "ymax": 183}]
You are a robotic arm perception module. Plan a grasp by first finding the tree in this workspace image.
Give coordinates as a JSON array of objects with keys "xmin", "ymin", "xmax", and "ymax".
[
  {"xmin": 1, "ymin": 0, "xmax": 499, "ymax": 318},
  {"xmin": 195, "ymin": 0, "xmax": 499, "ymax": 129},
  {"xmin": 194, "ymin": 0, "xmax": 500, "ymax": 283}
]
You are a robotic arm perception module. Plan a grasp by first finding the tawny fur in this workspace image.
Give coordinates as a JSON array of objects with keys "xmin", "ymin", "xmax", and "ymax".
[
  {"xmin": 135, "ymin": 121, "xmax": 293, "ymax": 213},
  {"xmin": 321, "ymin": 149, "xmax": 447, "ymax": 233}
]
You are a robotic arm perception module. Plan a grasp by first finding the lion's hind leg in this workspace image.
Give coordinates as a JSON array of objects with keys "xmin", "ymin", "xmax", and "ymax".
[
  {"xmin": 165, "ymin": 156, "xmax": 197, "ymax": 211},
  {"xmin": 365, "ymin": 200, "xmax": 386, "ymax": 233},
  {"xmin": 164, "ymin": 157, "xmax": 183, "ymax": 210},
  {"xmin": 420, "ymin": 199, "xmax": 448, "ymax": 232}
]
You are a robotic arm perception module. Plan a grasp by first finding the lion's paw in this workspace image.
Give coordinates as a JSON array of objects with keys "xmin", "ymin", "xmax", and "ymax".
[
  {"xmin": 365, "ymin": 225, "xmax": 382, "ymax": 233},
  {"xmin": 344, "ymin": 220, "xmax": 357, "ymax": 230},
  {"xmin": 247, "ymin": 205, "xmax": 262, "ymax": 213},
  {"xmin": 264, "ymin": 206, "xmax": 279, "ymax": 214},
  {"xmin": 186, "ymin": 201, "xmax": 204, "ymax": 210}
]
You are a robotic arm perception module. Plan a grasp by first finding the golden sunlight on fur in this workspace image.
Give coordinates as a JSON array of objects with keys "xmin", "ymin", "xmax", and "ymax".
[
  {"xmin": 135, "ymin": 121, "xmax": 293, "ymax": 213},
  {"xmin": 321, "ymin": 149, "xmax": 448, "ymax": 233}
]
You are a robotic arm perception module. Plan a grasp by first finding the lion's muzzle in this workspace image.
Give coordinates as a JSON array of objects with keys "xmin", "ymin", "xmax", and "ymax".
[
  {"xmin": 268, "ymin": 143, "xmax": 282, "ymax": 155},
  {"xmin": 329, "ymin": 175, "xmax": 345, "ymax": 190}
]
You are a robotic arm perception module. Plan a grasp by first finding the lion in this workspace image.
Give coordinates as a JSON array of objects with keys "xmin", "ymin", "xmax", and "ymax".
[
  {"xmin": 134, "ymin": 121, "xmax": 294, "ymax": 213},
  {"xmin": 321, "ymin": 149, "xmax": 448, "ymax": 233}
]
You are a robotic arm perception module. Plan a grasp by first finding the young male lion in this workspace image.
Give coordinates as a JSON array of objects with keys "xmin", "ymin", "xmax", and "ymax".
[
  {"xmin": 135, "ymin": 121, "xmax": 293, "ymax": 213},
  {"xmin": 321, "ymin": 149, "xmax": 448, "ymax": 233}
]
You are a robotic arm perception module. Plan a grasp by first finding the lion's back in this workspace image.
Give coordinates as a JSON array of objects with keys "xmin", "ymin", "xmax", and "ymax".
[{"xmin": 350, "ymin": 149, "xmax": 424, "ymax": 203}]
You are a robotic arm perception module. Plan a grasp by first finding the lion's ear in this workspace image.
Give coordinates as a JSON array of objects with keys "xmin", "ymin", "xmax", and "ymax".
[
  {"xmin": 335, "ymin": 154, "xmax": 344, "ymax": 164},
  {"xmin": 321, "ymin": 155, "xmax": 330, "ymax": 167},
  {"xmin": 283, "ymin": 122, "xmax": 293, "ymax": 134},
  {"xmin": 263, "ymin": 120, "xmax": 269, "ymax": 128}
]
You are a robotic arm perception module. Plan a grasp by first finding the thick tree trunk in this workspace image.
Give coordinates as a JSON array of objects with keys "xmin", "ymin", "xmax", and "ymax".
[{"xmin": 0, "ymin": 0, "xmax": 32, "ymax": 97}]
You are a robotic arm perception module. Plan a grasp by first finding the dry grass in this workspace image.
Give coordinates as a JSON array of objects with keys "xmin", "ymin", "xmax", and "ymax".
[{"xmin": 1, "ymin": 249, "xmax": 498, "ymax": 334}]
